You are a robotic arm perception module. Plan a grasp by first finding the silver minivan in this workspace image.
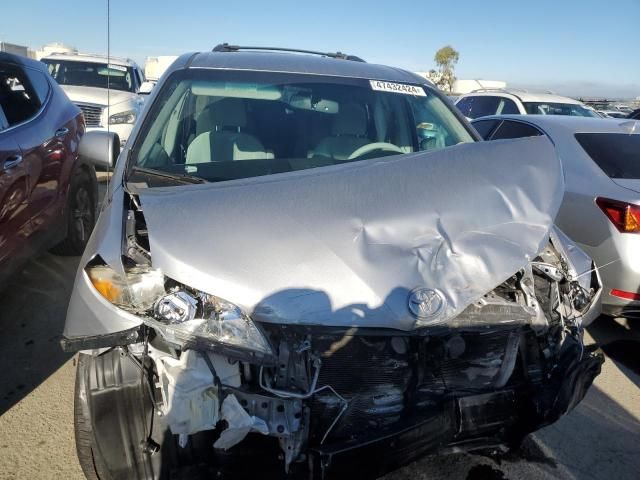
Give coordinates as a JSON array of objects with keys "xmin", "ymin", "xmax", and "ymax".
[{"xmin": 63, "ymin": 46, "xmax": 603, "ymax": 479}]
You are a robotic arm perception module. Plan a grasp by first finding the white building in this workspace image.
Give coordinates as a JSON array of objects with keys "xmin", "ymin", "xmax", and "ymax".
[
  {"xmin": 145, "ymin": 56, "xmax": 179, "ymax": 81},
  {"xmin": 414, "ymin": 72, "xmax": 506, "ymax": 95},
  {"xmin": 0, "ymin": 42, "xmax": 29, "ymax": 57},
  {"xmin": 33, "ymin": 42, "xmax": 77, "ymax": 60},
  {"xmin": 451, "ymin": 79, "xmax": 506, "ymax": 95}
]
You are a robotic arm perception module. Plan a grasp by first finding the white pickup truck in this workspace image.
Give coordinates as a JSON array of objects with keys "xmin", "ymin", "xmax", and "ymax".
[{"xmin": 41, "ymin": 53, "xmax": 153, "ymax": 148}]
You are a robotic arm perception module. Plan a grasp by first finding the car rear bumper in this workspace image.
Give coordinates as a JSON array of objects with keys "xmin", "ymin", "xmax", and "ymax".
[{"xmin": 602, "ymin": 300, "xmax": 640, "ymax": 318}]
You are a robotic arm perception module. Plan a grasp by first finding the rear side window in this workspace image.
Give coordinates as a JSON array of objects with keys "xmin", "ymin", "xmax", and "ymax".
[
  {"xmin": 459, "ymin": 96, "xmax": 501, "ymax": 119},
  {"xmin": 24, "ymin": 67, "xmax": 50, "ymax": 104},
  {"xmin": 472, "ymin": 119, "xmax": 499, "ymax": 139},
  {"xmin": 0, "ymin": 64, "xmax": 43, "ymax": 126},
  {"xmin": 497, "ymin": 98, "xmax": 519, "ymax": 114},
  {"xmin": 455, "ymin": 97, "xmax": 472, "ymax": 117},
  {"xmin": 576, "ymin": 133, "xmax": 640, "ymax": 179},
  {"xmin": 491, "ymin": 120, "xmax": 543, "ymax": 140}
]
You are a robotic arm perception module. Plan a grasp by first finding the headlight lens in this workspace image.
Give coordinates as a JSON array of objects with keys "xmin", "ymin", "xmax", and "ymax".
[
  {"xmin": 87, "ymin": 265, "xmax": 165, "ymax": 311},
  {"xmin": 109, "ymin": 109, "xmax": 137, "ymax": 125},
  {"xmin": 86, "ymin": 264, "xmax": 272, "ymax": 355},
  {"xmin": 152, "ymin": 290, "xmax": 272, "ymax": 355}
]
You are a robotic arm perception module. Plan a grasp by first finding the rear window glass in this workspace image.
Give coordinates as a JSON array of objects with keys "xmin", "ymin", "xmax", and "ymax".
[
  {"xmin": 456, "ymin": 96, "xmax": 501, "ymax": 119},
  {"xmin": 524, "ymin": 102, "xmax": 598, "ymax": 117},
  {"xmin": 575, "ymin": 133, "xmax": 640, "ymax": 179},
  {"xmin": 491, "ymin": 121, "xmax": 542, "ymax": 140}
]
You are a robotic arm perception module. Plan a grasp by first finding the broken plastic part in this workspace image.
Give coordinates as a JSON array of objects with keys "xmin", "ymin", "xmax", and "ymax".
[
  {"xmin": 213, "ymin": 394, "xmax": 269, "ymax": 450},
  {"xmin": 154, "ymin": 350, "xmax": 240, "ymax": 436}
]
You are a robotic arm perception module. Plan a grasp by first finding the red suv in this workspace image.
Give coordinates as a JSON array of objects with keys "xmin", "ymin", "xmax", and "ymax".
[{"xmin": 0, "ymin": 52, "xmax": 98, "ymax": 285}]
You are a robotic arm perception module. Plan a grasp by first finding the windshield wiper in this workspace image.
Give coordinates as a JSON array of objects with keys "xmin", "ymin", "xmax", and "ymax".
[{"xmin": 130, "ymin": 166, "xmax": 208, "ymax": 185}]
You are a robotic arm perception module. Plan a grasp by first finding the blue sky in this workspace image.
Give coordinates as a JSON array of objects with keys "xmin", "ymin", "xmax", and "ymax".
[{"xmin": 2, "ymin": 0, "xmax": 638, "ymax": 98}]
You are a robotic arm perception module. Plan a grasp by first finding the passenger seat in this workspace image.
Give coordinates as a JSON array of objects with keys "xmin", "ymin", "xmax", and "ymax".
[
  {"xmin": 308, "ymin": 103, "xmax": 370, "ymax": 160},
  {"xmin": 186, "ymin": 98, "xmax": 273, "ymax": 164}
]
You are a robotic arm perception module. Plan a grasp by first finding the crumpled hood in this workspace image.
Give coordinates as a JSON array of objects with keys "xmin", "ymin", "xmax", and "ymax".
[
  {"xmin": 139, "ymin": 136, "xmax": 563, "ymax": 331},
  {"xmin": 60, "ymin": 84, "xmax": 136, "ymax": 107}
]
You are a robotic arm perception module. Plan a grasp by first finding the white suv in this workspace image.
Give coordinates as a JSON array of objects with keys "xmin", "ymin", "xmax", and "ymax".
[
  {"xmin": 41, "ymin": 53, "xmax": 154, "ymax": 147},
  {"xmin": 455, "ymin": 88, "xmax": 599, "ymax": 120}
]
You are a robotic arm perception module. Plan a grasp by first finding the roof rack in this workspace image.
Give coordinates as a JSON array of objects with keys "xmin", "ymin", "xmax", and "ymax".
[
  {"xmin": 470, "ymin": 88, "xmax": 523, "ymax": 94},
  {"xmin": 212, "ymin": 43, "xmax": 366, "ymax": 62},
  {"xmin": 47, "ymin": 51, "xmax": 135, "ymax": 64},
  {"xmin": 470, "ymin": 87, "xmax": 557, "ymax": 95}
]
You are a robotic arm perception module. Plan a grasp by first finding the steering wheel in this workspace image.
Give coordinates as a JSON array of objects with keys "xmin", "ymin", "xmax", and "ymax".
[{"xmin": 347, "ymin": 142, "xmax": 404, "ymax": 160}]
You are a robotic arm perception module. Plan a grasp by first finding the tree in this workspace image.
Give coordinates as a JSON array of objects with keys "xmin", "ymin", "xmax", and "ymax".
[{"xmin": 433, "ymin": 46, "xmax": 459, "ymax": 93}]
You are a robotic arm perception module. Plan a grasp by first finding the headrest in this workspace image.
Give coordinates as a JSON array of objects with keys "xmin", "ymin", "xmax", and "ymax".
[
  {"xmin": 332, "ymin": 103, "xmax": 367, "ymax": 136},
  {"xmin": 208, "ymin": 98, "xmax": 248, "ymax": 129}
]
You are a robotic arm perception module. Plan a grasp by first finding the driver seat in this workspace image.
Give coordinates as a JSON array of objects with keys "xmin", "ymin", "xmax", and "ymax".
[
  {"xmin": 309, "ymin": 103, "xmax": 370, "ymax": 160},
  {"xmin": 186, "ymin": 98, "xmax": 273, "ymax": 164}
]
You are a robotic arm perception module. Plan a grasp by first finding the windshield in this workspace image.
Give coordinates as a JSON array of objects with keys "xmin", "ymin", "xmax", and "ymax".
[
  {"xmin": 131, "ymin": 70, "xmax": 474, "ymax": 185},
  {"xmin": 42, "ymin": 59, "xmax": 136, "ymax": 92},
  {"xmin": 523, "ymin": 102, "xmax": 599, "ymax": 117}
]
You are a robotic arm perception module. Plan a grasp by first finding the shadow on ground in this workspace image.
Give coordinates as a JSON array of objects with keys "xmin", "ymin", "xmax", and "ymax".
[
  {"xmin": 0, "ymin": 253, "xmax": 80, "ymax": 415},
  {"xmin": 588, "ymin": 315, "xmax": 640, "ymax": 386},
  {"xmin": 385, "ymin": 380, "xmax": 640, "ymax": 480},
  {"xmin": 385, "ymin": 314, "xmax": 640, "ymax": 480}
]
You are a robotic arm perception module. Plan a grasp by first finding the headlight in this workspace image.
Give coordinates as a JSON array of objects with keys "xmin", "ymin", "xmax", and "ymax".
[
  {"xmin": 86, "ymin": 263, "xmax": 272, "ymax": 356},
  {"xmin": 87, "ymin": 264, "xmax": 165, "ymax": 311},
  {"xmin": 152, "ymin": 290, "xmax": 272, "ymax": 356},
  {"xmin": 109, "ymin": 109, "xmax": 137, "ymax": 125}
]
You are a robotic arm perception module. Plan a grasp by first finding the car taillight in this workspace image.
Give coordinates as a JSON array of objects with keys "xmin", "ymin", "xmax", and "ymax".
[
  {"xmin": 610, "ymin": 289, "xmax": 640, "ymax": 301},
  {"xmin": 595, "ymin": 197, "xmax": 640, "ymax": 233}
]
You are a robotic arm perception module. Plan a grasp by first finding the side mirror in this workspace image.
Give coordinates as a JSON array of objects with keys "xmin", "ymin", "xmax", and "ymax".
[
  {"xmin": 138, "ymin": 81, "xmax": 155, "ymax": 95},
  {"xmin": 79, "ymin": 130, "xmax": 120, "ymax": 170}
]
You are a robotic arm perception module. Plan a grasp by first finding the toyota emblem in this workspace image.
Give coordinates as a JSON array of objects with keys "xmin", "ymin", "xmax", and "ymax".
[{"xmin": 408, "ymin": 288, "xmax": 445, "ymax": 319}]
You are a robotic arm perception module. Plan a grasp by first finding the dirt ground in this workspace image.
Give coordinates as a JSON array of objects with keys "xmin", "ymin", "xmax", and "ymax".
[{"xmin": 0, "ymin": 184, "xmax": 639, "ymax": 479}]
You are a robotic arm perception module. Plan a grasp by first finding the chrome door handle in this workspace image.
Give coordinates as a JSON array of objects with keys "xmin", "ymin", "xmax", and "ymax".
[
  {"xmin": 55, "ymin": 127, "xmax": 69, "ymax": 138},
  {"xmin": 3, "ymin": 155, "xmax": 23, "ymax": 170}
]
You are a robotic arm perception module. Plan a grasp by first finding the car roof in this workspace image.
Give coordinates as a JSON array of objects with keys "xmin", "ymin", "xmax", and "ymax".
[
  {"xmin": 460, "ymin": 89, "xmax": 583, "ymax": 105},
  {"xmin": 42, "ymin": 52, "xmax": 137, "ymax": 67},
  {"xmin": 0, "ymin": 51, "xmax": 48, "ymax": 72},
  {"xmin": 472, "ymin": 114, "xmax": 640, "ymax": 136},
  {"xmin": 180, "ymin": 50, "xmax": 432, "ymax": 84}
]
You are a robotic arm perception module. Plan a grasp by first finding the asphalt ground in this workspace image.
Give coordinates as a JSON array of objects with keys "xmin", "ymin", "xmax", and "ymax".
[{"xmin": 0, "ymin": 176, "xmax": 638, "ymax": 479}]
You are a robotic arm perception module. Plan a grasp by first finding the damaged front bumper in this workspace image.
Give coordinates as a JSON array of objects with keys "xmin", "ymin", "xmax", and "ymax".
[
  {"xmin": 64, "ymin": 229, "xmax": 606, "ymax": 478},
  {"xmin": 68, "ymin": 242, "xmax": 604, "ymax": 478},
  {"xmin": 308, "ymin": 344, "xmax": 603, "ymax": 480},
  {"xmin": 74, "ymin": 322, "xmax": 604, "ymax": 479}
]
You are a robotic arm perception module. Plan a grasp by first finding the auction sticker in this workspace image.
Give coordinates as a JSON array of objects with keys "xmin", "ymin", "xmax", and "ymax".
[{"xmin": 370, "ymin": 80, "xmax": 426, "ymax": 96}]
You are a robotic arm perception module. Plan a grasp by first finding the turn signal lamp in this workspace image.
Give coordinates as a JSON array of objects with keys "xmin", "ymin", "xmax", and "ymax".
[{"xmin": 595, "ymin": 197, "xmax": 640, "ymax": 233}]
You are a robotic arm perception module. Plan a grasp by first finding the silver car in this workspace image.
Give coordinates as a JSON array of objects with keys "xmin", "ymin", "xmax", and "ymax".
[
  {"xmin": 472, "ymin": 115, "xmax": 640, "ymax": 317},
  {"xmin": 62, "ymin": 46, "xmax": 603, "ymax": 479}
]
